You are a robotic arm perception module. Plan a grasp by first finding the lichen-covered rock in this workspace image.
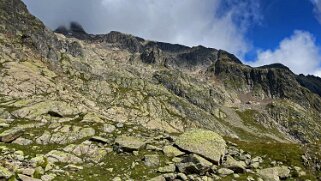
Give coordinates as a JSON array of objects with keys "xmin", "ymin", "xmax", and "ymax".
[
  {"xmin": 12, "ymin": 137, "xmax": 32, "ymax": 145},
  {"xmin": 46, "ymin": 150, "xmax": 82, "ymax": 164},
  {"xmin": 0, "ymin": 165, "xmax": 13, "ymax": 179},
  {"xmin": 102, "ymin": 123, "xmax": 116, "ymax": 133},
  {"xmin": 158, "ymin": 164, "xmax": 176, "ymax": 173},
  {"xmin": 144, "ymin": 154, "xmax": 160, "ymax": 167},
  {"xmin": 114, "ymin": 135, "xmax": 146, "ymax": 152},
  {"xmin": 175, "ymin": 129, "xmax": 226, "ymax": 164},
  {"xmin": 0, "ymin": 127, "xmax": 24, "ymax": 142}
]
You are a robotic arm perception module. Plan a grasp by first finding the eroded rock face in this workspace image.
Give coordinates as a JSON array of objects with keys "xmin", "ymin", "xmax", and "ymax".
[{"xmin": 175, "ymin": 129, "xmax": 226, "ymax": 164}]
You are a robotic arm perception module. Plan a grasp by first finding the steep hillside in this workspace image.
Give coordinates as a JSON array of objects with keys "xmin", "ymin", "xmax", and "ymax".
[{"xmin": 0, "ymin": 0, "xmax": 320, "ymax": 180}]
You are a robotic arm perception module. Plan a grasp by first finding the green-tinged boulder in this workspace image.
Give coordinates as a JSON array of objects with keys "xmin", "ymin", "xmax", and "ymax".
[{"xmin": 175, "ymin": 129, "xmax": 226, "ymax": 164}]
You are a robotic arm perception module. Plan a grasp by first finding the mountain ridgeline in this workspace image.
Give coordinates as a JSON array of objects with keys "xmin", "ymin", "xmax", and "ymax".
[{"xmin": 0, "ymin": 0, "xmax": 321, "ymax": 180}]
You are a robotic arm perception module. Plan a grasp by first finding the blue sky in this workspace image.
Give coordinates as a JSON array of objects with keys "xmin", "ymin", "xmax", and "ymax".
[
  {"xmin": 23, "ymin": 0, "xmax": 321, "ymax": 77},
  {"xmin": 246, "ymin": 0, "xmax": 321, "ymax": 60}
]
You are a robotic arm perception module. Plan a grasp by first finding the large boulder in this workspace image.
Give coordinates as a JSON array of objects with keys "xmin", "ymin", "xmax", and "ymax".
[
  {"xmin": 257, "ymin": 166, "xmax": 291, "ymax": 181},
  {"xmin": 175, "ymin": 129, "xmax": 226, "ymax": 164}
]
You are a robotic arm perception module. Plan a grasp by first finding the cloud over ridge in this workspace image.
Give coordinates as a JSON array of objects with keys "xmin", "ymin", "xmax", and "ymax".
[{"xmin": 22, "ymin": 0, "xmax": 260, "ymax": 57}]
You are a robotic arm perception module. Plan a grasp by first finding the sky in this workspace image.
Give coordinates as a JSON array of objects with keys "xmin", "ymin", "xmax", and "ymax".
[{"xmin": 22, "ymin": 0, "xmax": 321, "ymax": 77}]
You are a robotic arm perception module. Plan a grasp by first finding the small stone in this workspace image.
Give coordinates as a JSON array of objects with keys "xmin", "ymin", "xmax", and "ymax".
[
  {"xmin": 247, "ymin": 176, "xmax": 255, "ymax": 181},
  {"xmin": 158, "ymin": 164, "xmax": 176, "ymax": 173},
  {"xmin": 21, "ymin": 168, "xmax": 35, "ymax": 176},
  {"xmin": 144, "ymin": 155, "xmax": 160, "ymax": 167},
  {"xmin": 112, "ymin": 176, "xmax": 122, "ymax": 181},
  {"xmin": 64, "ymin": 164, "xmax": 83, "ymax": 171},
  {"xmin": 41, "ymin": 174, "xmax": 56, "ymax": 181},
  {"xmin": 35, "ymin": 166, "xmax": 45, "ymax": 175},
  {"xmin": 103, "ymin": 124, "xmax": 116, "ymax": 133},
  {"xmin": 0, "ymin": 166, "xmax": 13, "ymax": 179},
  {"xmin": 162, "ymin": 145, "xmax": 184, "ymax": 157},
  {"xmin": 217, "ymin": 168, "xmax": 234, "ymax": 175},
  {"xmin": 116, "ymin": 123, "xmax": 124, "ymax": 128},
  {"xmin": 250, "ymin": 161, "xmax": 260, "ymax": 169},
  {"xmin": 148, "ymin": 175, "xmax": 166, "ymax": 181},
  {"xmin": 146, "ymin": 144, "xmax": 162, "ymax": 151},
  {"xmin": 107, "ymin": 168, "xmax": 114, "ymax": 172},
  {"xmin": 294, "ymin": 166, "xmax": 306, "ymax": 177},
  {"xmin": 177, "ymin": 173, "xmax": 188, "ymax": 181},
  {"xmin": 30, "ymin": 155, "xmax": 45, "ymax": 168},
  {"xmin": 172, "ymin": 157, "xmax": 184, "ymax": 163},
  {"xmin": 223, "ymin": 155, "xmax": 246, "ymax": 173},
  {"xmin": 233, "ymin": 174, "xmax": 240, "ymax": 178},
  {"xmin": 18, "ymin": 174, "xmax": 42, "ymax": 181},
  {"xmin": 133, "ymin": 151, "xmax": 139, "ymax": 156}
]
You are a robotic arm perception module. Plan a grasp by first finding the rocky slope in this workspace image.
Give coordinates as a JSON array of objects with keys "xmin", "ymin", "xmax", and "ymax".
[{"xmin": 0, "ymin": 0, "xmax": 320, "ymax": 180}]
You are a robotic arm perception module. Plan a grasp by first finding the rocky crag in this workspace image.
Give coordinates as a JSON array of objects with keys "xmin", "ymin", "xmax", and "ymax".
[{"xmin": 0, "ymin": 0, "xmax": 320, "ymax": 180}]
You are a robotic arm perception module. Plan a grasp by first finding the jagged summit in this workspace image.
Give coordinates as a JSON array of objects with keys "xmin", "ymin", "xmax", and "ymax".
[
  {"xmin": 54, "ymin": 22, "xmax": 89, "ymax": 40},
  {"xmin": 258, "ymin": 63, "xmax": 292, "ymax": 71}
]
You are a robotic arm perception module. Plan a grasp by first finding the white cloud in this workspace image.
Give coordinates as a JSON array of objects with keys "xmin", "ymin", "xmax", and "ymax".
[
  {"xmin": 249, "ymin": 30, "xmax": 321, "ymax": 77},
  {"xmin": 314, "ymin": 70, "xmax": 321, "ymax": 77},
  {"xmin": 311, "ymin": 0, "xmax": 321, "ymax": 23},
  {"xmin": 22, "ymin": 0, "xmax": 260, "ymax": 58}
]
